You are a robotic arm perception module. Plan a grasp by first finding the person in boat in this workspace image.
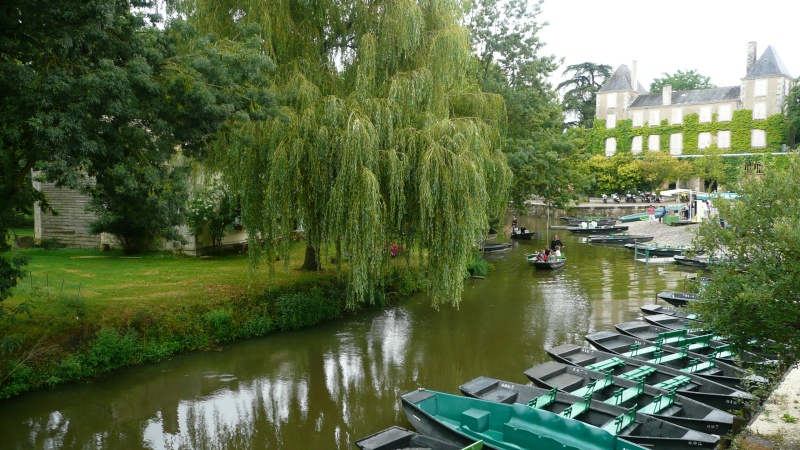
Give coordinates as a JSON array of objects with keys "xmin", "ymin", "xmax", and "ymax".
[
  {"xmin": 550, "ymin": 235, "xmax": 563, "ymax": 250},
  {"xmin": 553, "ymin": 245, "xmax": 562, "ymax": 257},
  {"xmin": 543, "ymin": 246, "xmax": 551, "ymax": 261},
  {"xmin": 520, "ymin": 225, "xmax": 527, "ymax": 234}
]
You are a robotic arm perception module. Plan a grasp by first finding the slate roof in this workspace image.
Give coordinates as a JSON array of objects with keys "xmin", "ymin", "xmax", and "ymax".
[
  {"xmin": 743, "ymin": 46, "xmax": 793, "ymax": 79},
  {"xmin": 629, "ymin": 86, "xmax": 741, "ymax": 109},
  {"xmin": 598, "ymin": 65, "xmax": 648, "ymax": 93}
]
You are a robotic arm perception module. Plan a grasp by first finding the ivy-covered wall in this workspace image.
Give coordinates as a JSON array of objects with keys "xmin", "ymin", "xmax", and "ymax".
[{"xmin": 591, "ymin": 110, "xmax": 788, "ymax": 155}]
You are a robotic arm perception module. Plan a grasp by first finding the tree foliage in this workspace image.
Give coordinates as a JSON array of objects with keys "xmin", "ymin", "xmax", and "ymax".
[
  {"xmin": 649, "ymin": 69, "xmax": 715, "ymax": 93},
  {"xmin": 692, "ymin": 155, "xmax": 800, "ymax": 360},
  {"xmin": 787, "ymin": 78, "xmax": 800, "ymax": 148},
  {"xmin": 465, "ymin": 0, "xmax": 589, "ymax": 209},
  {"xmin": 557, "ymin": 62, "xmax": 613, "ymax": 128},
  {"xmin": 633, "ymin": 152, "xmax": 693, "ymax": 193},
  {"xmin": 172, "ymin": 0, "xmax": 512, "ymax": 308}
]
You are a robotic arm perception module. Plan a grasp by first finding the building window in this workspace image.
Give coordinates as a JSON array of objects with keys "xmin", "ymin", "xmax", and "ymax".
[
  {"xmin": 753, "ymin": 102, "xmax": 766, "ymax": 120},
  {"xmin": 605, "ymin": 137, "xmax": 617, "ymax": 156},
  {"xmin": 669, "ymin": 133, "xmax": 683, "ymax": 155},
  {"xmin": 745, "ymin": 161, "xmax": 765, "ymax": 174},
  {"xmin": 607, "ymin": 94, "xmax": 616, "ymax": 109},
  {"xmin": 671, "ymin": 108, "xmax": 683, "ymax": 125},
  {"xmin": 699, "ymin": 106, "xmax": 712, "ymax": 123},
  {"xmin": 648, "ymin": 134, "xmax": 660, "ymax": 151},
  {"xmin": 754, "ymin": 79, "xmax": 767, "ymax": 97},
  {"xmin": 751, "ymin": 129, "xmax": 766, "ymax": 148},
  {"xmin": 718, "ymin": 130, "xmax": 731, "ymax": 149},
  {"xmin": 631, "ymin": 136, "xmax": 643, "ymax": 154},
  {"xmin": 606, "ymin": 113, "xmax": 616, "ymax": 129},
  {"xmin": 698, "ymin": 132, "xmax": 712, "ymax": 149},
  {"xmin": 632, "ymin": 111, "xmax": 644, "ymax": 127},
  {"xmin": 648, "ymin": 110, "xmax": 660, "ymax": 126},
  {"xmin": 718, "ymin": 105, "xmax": 732, "ymax": 122}
]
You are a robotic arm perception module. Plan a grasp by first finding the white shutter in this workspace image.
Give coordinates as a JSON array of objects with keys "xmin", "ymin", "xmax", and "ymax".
[
  {"xmin": 718, "ymin": 105, "xmax": 732, "ymax": 122},
  {"xmin": 753, "ymin": 102, "xmax": 766, "ymax": 120},
  {"xmin": 631, "ymin": 136, "xmax": 643, "ymax": 154},
  {"xmin": 632, "ymin": 111, "xmax": 644, "ymax": 127},
  {"xmin": 606, "ymin": 113, "xmax": 616, "ymax": 129},
  {"xmin": 648, "ymin": 134, "xmax": 660, "ymax": 151},
  {"xmin": 699, "ymin": 107, "xmax": 712, "ymax": 123},
  {"xmin": 669, "ymin": 133, "xmax": 683, "ymax": 155},
  {"xmin": 648, "ymin": 110, "xmax": 660, "ymax": 126},
  {"xmin": 751, "ymin": 129, "xmax": 766, "ymax": 148},
  {"xmin": 671, "ymin": 108, "xmax": 683, "ymax": 125},
  {"xmin": 698, "ymin": 132, "xmax": 712, "ymax": 149},
  {"xmin": 717, "ymin": 130, "xmax": 731, "ymax": 149},
  {"xmin": 605, "ymin": 137, "xmax": 617, "ymax": 156}
]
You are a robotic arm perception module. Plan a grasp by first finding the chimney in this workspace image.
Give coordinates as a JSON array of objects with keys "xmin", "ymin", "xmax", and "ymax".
[
  {"xmin": 746, "ymin": 41, "xmax": 757, "ymax": 73},
  {"xmin": 631, "ymin": 60, "xmax": 638, "ymax": 91},
  {"xmin": 662, "ymin": 84, "xmax": 672, "ymax": 105}
]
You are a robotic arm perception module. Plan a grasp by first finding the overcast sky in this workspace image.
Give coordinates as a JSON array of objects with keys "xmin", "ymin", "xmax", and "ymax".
[{"xmin": 537, "ymin": 0, "xmax": 799, "ymax": 91}]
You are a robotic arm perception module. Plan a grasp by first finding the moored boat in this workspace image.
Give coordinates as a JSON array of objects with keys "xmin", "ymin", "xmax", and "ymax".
[
  {"xmin": 673, "ymin": 255, "xmax": 709, "ymax": 269},
  {"xmin": 584, "ymin": 330, "xmax": 759, "ymax": 390},
  {"xmin": 640, "ymin": 304, "xmax": 694, "ymax": 318},
  {"xmin": 546, "ymin": 343, "xmax": 755, "ymax": 412},
  {"xmin": 459, "ymin": 376, "xmax": 720, "ymax": 449},
  {"xmin": 623, "ymin": 244, "xmax": 692, "ymax": 257},
  {"xmin": 526, "ymin": 254, "xmax": 566, "ymax": 270},
  {"xmin": 566, "ymin": 225, "xmax": 630, "ymax": 235},
  {"xmin": 642, "ymin": 313, "xmax": 703, "ymax": 331},
  {"xmin": 588, "ymin": 234, "xmax": 653, "ymax": 244},
  {"xmin": 402, "ymin": 388, "xmax": 649, "ymax": 450},
  {"xmin": 509, "ymin": 229, "xmax": 536, "ymax": 239},
  {"xmin": 355, "ymin": 426, "xmax": 482, "ymax": 450},
  {"xmin": 481, "ymin": 243, "xmax": 511, "ymax": 253},
  {"xmin": 523, "ymin": 361, "xmax": 737, "ymax": 436},
  {"xmin": 656, "ymin": 291, "xmax": 698, "ymax": 308}
]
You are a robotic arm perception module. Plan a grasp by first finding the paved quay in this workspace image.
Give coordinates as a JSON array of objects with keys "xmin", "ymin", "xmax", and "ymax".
[{"xmin": 543, "ymin": 205, "xmax": 800, "ymax": 448}]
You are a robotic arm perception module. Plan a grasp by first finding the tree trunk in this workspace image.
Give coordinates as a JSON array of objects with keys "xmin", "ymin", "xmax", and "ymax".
[{"xmin": 302, "ymin": 245, "xmax": 320, "ymax": 271}]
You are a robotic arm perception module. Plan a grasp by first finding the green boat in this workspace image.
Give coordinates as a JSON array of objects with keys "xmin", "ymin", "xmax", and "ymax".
[{"xmin": 402, "ymin": 388, "xmax": 648, "ymax": 450}]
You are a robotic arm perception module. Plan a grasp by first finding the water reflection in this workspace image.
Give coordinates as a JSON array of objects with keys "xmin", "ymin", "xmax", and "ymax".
[{"xmin": 0, "ymin": 216, "xmax": 708, "ymax": 449}]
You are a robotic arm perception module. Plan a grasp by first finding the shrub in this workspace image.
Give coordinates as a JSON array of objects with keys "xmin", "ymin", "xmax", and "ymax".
[
  {"xmin": 274, "ymin": 287, "xmax": 342, "ymax": 330},
  {"xmin": 204, "ymin": 309, "xmax": 235, "ymax": 343},
  {"xmin": 86, "ymin": 328, "xmax": 140, "ymax": 372}
]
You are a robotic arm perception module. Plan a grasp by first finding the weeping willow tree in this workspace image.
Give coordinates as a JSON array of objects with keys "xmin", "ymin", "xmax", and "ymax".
[{"xmin": 169, "ymin": 0, "xmax": 512, "ymax": 308}]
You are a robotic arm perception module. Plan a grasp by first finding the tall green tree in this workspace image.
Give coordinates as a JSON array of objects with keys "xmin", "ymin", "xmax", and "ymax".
[
  {"xmin": 650, "ymin": 69, "xmax": 715, "ymax": 93},
  {"xmin": 0, "ymin": 1, "xmax": 275, "ymax": 298},
  {"xmin": 465, "ymin": 0, "xmax": 589, "ymax": 209},
  {"xmin": 173, "ymin": 0, "xmax": 512, "ymax": 307},
  {"xmin": 557, "ymin": 62, "xmax": 613, "ymax": 128},
  {"xmin": 692, "ymin": 155, "xmax": 800, "ymax": 360},
  {"xmin": 787, "ymin": 78, "xmax": 800, "ymax": 148}
]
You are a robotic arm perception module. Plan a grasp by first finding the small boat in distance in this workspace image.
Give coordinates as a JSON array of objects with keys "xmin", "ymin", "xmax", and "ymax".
[
  {"xmin": 481, "ymin": 243, "xmax": 511, "ymax": 253},
  {"xmin": 526, "ymin": 254, "xmax": 566, "ymax": 270},
  {"xmin": 656, "ymin": 291, "xmax": 698, "ymax": 308},
  {"xmin": 624, "ymin": 244, "xmax": 692, "ymax": 257},
  {"xmin": 589, "ymin": 234, "xmax": 654, "ymax": 244},
  {"xmin": 566, "ymin": 225, "xmax": 630, "ymax": 235},
  {"xmin": 509, "ymin": 228, "xmax": 536, "ymax": 239}
]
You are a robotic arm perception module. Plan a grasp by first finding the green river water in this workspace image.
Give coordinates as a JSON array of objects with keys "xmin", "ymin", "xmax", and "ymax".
[{"xmin": 0, "ymin": 216, "xmax": 704, "ymax": 449}]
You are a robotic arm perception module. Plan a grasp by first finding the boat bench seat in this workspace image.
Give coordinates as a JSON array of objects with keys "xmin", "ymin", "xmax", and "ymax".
[
  {"xmin": 461, "ymin": 408, "xmax": 491, "ymax": 433},
  {"xmin": 548, "ymin": 372, "xmax": 587, "ymax": 393},
  {"xmin": 568, "ymin": 353, "xmax": 597, "ymax": 366}
]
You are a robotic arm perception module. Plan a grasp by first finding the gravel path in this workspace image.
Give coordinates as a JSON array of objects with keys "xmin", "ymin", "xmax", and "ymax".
[{"xmin": 621, "ymin": 219, "xmax": 700, "ymax": 246}]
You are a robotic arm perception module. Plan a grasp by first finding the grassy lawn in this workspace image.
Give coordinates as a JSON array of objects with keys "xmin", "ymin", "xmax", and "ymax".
[{"xmin": 3, "ymin": 239, "xmax": 322, "ymax": 342}]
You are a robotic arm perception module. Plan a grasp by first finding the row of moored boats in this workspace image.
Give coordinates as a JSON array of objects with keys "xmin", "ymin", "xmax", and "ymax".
[{"xmin": 356, "ymin": 301, "xmax": 777, "ymax": 450}]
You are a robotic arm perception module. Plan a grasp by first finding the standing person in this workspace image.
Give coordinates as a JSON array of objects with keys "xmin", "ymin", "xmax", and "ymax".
[
  {"xmin": 550, "ymin": 234, "xmax": 563, "ymax": 251},
  {"xmin": 647, "ymin": 204, "xmax": 656, "ymax": 222},
  {"xmin": 657, "ymin": 205, "xmax": 668, "ymax": 223}
]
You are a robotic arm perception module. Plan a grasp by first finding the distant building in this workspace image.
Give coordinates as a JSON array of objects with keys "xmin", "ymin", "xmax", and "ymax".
[{"xmin": 594, "ymin": 41, "xmax": 794, "ymax": 158}]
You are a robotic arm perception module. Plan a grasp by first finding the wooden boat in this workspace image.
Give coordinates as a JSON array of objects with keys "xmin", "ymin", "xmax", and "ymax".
[
  {"xmin": 616, "ymin": 320, "xmax": 773, "ymax": 367},
  {"xmin": 546, "ymin": 343, "xmax": 755, "ymax": 412},
  {"xmin": 640, "ymin": 304, "xmax": 695, "ymax": 318},
  {"xmin": 459, "ymin": 376, "xmax": 720, "ymax": 449},
  {"xmin": 619, "ymin": 206, "xmax": 684, "ymax": 223},
  {"xmin": 656, "ymin": 291, "xmax": 698, "ymax": 308},
  {"xmin": 355, "ymin": 426, "xmax": 482, "ymax": 450},
  {"xmin": 567, "ymin": 219, "xmax": 617, "ymax": 227},
  {"xmin": 485, "ymin": 229, "xmax": 499, "ymax": 242},
  {"xmin": 673, "ymin": 256, "xmax": 709, "ymax": 269},
  {"xmin": 566, "ymin": 225, "xmax": 629, "ymax": 235},
  {"xmin": 402, "ymin": 388, "xmax": 649, "ymax": 450},
  {"xmin": 481, "ymin": 243, "xmax": 511, "ymax": 253},
  {"xmin": 584, "ymin": 330, "xmax": 757, "ymax": 390},
  {"xmin": 509, "ymin": 229, "xmax": 536, "ymax": 239},
  {"xmin": 526, "ymin": 254, "xmax": 566, "ymax": 270},
  {"xmin": 642, "ymin": 314, "xmax": 703, "ymax": 331},
  {"xmin": 623, "ymin": 244, "xmax": 692, "ymax": 257},
  {"xmin": 524, "ymin": 361, "xmax": 737, "ymax": 436},
  {"xmin": 588, "ymin": 234, "xmax": 653, "ymax": 244}
]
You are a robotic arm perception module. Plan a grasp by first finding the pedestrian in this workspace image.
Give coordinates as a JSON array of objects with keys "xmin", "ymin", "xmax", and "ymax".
[
  {"xmin": 657, "ymin": 205, "xmax": 667, "ymax": 223},
  {"xmin": 551, "ymin": 234, "xmax": 563, "ymax": 251},
  {"xmin": 647, "ymin": 204, "xmax": 656, "ymax": 222}
]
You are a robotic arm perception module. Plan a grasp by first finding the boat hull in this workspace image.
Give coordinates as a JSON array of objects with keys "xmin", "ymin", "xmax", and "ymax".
[
  {"xmin": 566, "ymin": 225, "xmax": 629, "ymax": 235},
  {"xmin": 355, "ymin": 426, "xmax": 466, "ymax": 450},
  {"xmin": 656, "ymin": 291, "xmax": 697, "ymax": 308}
]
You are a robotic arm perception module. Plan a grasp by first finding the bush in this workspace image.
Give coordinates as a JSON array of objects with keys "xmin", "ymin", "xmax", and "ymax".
[
  {"xmin": 466, "ymin": 253, "xmax": 491, "ymax": 277},
  {"xmin": 204, "ymin": 309, "xmax": 235, "ymax": 343},
  {"xmin": 274, "ymin": 287, "xmax": 342, "ymax": 330},
  {"xmin": 86, "ymin": 328, "xmax": 140, "ymax": 372},
  {"xmin": 235, "ymin": 315, "xmax": 275, "ymax": 339}
]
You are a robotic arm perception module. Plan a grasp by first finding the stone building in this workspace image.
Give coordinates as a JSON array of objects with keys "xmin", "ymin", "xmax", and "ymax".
[{"xmin": 595, "ymin": 41, "xmax": 794, "ymax": 157}]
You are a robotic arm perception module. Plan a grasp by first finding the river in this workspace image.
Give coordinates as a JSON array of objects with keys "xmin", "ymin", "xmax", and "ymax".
[{"xmin": 0, "ymin": 216, "xmax": 703, "ymax": 449}]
